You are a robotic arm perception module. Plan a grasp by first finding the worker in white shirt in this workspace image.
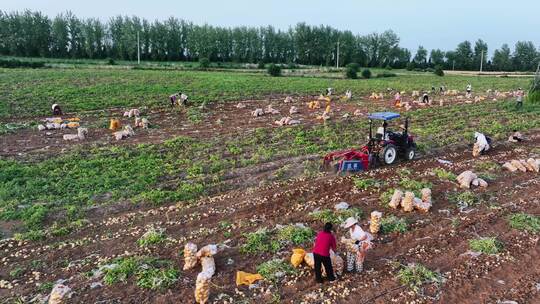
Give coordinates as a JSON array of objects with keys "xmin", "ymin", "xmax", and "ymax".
[{"xmin": 341, "ymin": 217, "xmax": 373, "ymax": 273}]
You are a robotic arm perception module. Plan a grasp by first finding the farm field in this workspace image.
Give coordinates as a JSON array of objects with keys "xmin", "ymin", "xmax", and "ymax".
[{"xmin": 0, "ymin": 66, "xmax": 539, "ymax": 304}]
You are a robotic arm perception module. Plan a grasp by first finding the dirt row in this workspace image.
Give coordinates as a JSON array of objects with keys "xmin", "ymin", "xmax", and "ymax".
[
  {"xmin": 1, "ymin": 132, "xmax": 538, "ymax": 303},
  {"xmin": 0, "ymin": 92, "xmax": 502, "ymax": 159}
]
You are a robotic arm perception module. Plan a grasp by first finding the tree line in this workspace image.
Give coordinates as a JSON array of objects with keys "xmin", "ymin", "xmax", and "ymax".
[{"xmin": 0, "ymin": 10, "xmax": 539, "ymax": 71}]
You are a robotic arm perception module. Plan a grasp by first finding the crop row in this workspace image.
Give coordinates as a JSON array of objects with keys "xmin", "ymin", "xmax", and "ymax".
[
  {"xmin": 0, "ymin": 68, "xmax": 529, "ymax": 117},
  {"xmin": 1, "ymin": 98, "xmax": 539, "ymax": 239}
]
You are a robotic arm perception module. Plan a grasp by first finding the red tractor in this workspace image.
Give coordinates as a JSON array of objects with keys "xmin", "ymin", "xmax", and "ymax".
[{"xmin": 323, "ymin": 112, "xmax": 416, "ymax": 174}]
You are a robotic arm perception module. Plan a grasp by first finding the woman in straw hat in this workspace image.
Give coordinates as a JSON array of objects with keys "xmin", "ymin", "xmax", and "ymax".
[{"xmin": 342, "ymin": 217, "xmax": 373, "ymax": 272}]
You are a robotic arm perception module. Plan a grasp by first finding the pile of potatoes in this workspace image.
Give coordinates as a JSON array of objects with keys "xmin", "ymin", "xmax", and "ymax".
[
  {"xmin": 275, "ymin": 117, "xmax": 300, "ymax": 126},
  {"xmin": 308, "ymin": 100, "xmax": 321, "ymax": 109},
  {"xmin": 183, "ymin": 243, "xmax": 218, "ymax": 304},
  {"xmin": 503, "ymin": 158, "xmax": 540, "ymax": 173},
  {"xmin": 113, "ymin": 125, "xmax": 135, "ymax": 141},
  {"xmin": 369, "ymin": 211, "xmax": 382, "ymax": 234},
  {"xmin": 369, "ymin": 92, "xmax": 384, "ymax": 100},
  {"xmin": 63, "ymin": 128, "xmax": 88, "ymax": 141},
  {"xmin": 389, "ymin": 188, "xmax": 432, "ymax": 213},
  {"xmin": 456, "ymin": 170, "xmax": 488, "ymax": 188},
  {"xmin": 251, "ymin": 108, "xmax": 264, "ymax": 117}
]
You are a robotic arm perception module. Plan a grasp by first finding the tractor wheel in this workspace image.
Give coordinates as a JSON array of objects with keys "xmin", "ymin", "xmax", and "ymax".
[
  {"xmin": 405, "ymin": 147, "xmax": 416, "ymax": 161},
  {"xmin": 381, "ymin": 144, "xmax": 397, "ymax": 165}
]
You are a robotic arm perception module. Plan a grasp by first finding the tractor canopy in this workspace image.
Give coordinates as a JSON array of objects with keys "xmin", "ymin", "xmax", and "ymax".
[{"xmin": 367, "ymin": 112, "xmax": 401, "ymax": 121}]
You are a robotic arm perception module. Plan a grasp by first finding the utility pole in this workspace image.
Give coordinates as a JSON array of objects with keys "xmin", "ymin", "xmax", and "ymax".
[
  {"xmin": 480, "ymin": 50, "xmax": 484, "ymax": 72},
  {"xmin": 336, "ymin": 40, "xmax": 340, "ymax": 68},
  {"xmin": 452, "ymin": 60, "xmax": 455, "ymax": 71},
  {"xmin": 137, "ymin": 31, "xmax": 140, "ymax": 65}
]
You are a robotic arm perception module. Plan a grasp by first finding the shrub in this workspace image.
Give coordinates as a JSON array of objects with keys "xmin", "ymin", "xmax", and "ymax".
[
  {"xmin": 256, "ymin": 259, "xmax": 295, "ymax": 282},
  {"xmin": 199, "ymin": 58, "xmax": 210, "ymax": 69},
  {"xmin": 346, "ymin": 62, "xmax": 360, "ymax": 71},
  {"xmin": 432, "ymin": 168, "xmax": 456, "ymax": 181},
  {"xmin": 137, "ymin": 227, "xmax": 166, "ymax": 247},
  {"xmin": 50, "ymin": 222, "xmax": 71, "ymax": 237},
  {"xmin": 398, "ymin": 177, "xmax": 432, "ymax": 194},
  {"xmin": 469, "ymin": 237, "xmax": 503, "ymax": 254},
  {"xmin": 107, "ymin": 58, "xmax": 116, "ymax": 65},
  {"xmin": 9, "ymin": 267, "xmax": 25, "ymax": 278},
  {"xmin": 287, "ymin": 62, "xmax": 297, "ymax": 69},
  {"xmin": 240, "ymin": 229, "xmax": 280, "ymax": 254},
  {"xmin": 38, "ymin": 281, "xmax": 54, "ymax": 293},
  {"xmin": 103, "ymin": 257, "xmax": 179, "ymax": 290},
  {"xmin": 277, "ymin": 225, "xmax": 314, "ymax": 245},
  {"xmin": 257, "ymin": 61, "xmax": 266, "ymax": 69},
  {"xmin": 14, "ymin": 229, "xmax": 46, "ymax": 241},
  {"xmin": 434, "ymin": 65, "xmax": 444, "ymax": 76},
  {"xmin": 379, "ymin": 189, "xmax": 395, "ymax": 207},
  {"xmin": 406, "ymin": 62, "xmax": 415, "ymax": 71},
  {"xmin": 397, "ymin": 263, "xmax": 441, "ymax": 293},
  {"xmin": 103, "ymin": 257, "xmax": 139, "ymax": 285},
  {"xmin": 380, "ymin": 216, "xmax": 408, "ymax": 234},
  {"xmin": 361, "ymin": 68, "xmax": 372, "ymax": 79},
  {"xmin": 353, "ymin": 177, "xmax": 384, "ymax": 191},
  {"xmin": 267, "ymin": 64, "xmax": 282, "ymax": 77},
  {"xmin": 137, "ymin": 267, "xmax": 179, "ymax": 290},
  {"xmin": 345, "ymin": 65, "xmax": 358, "ymax": 79},
  {"xmin": 508, "ymin": 213, "xmax": 540, "ymax": 233},
  {"xmin": 474, "ymin": 160, "xmax": 499, "ymax": 172},
  {"xmin": 0, "ymin": 59, "xmax": 45, "ymax": 68},
  {"xmin": 21, "ymin": 204, "xmax": 49, "ymax": 230},
  {"xmin": 447, "ymin": 191, "xmax": 478, "ymax": 208}
]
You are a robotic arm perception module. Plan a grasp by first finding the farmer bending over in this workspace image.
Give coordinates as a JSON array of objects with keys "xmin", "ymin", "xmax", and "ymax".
[
  {"xmin": 422, "ymin": 92, "xmax": 429, "ymax": 103},
  {"xmin": 52, "ymin": 104, "xmax": 63, "ymax": 116},
  {"xmin": 439, "ymin": 85, "xmax": 446, "ymax": 95},
  {"xmin": 312, "ymin": 222, "xmax": 337, "ymax": 283},
  {"xmin": 169, "ymin": 92, "xmax": 189, "ymax": 106},
  {"xmin": 508, "ymin": 130, "xmax": 524, "ymax": 142},
  {"xmin": 474, "ymin": 132, "xmax": 491, "ymax": 154},
  {"xmin": 169, "ymin": 93, "xmax": 179, "ymax": 106},
  {"xmin": 179, "ymin": 93, "xmax": 189, "ymax": 105}
]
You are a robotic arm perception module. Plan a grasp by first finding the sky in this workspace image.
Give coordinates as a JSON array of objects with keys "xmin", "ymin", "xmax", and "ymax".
[{"xmin": 3, "ymin": 0, "xmax": 539, "ymax": 55}]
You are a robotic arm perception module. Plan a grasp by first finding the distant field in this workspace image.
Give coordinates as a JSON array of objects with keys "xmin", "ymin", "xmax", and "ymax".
[
  {"xmin": 0, "ymin": 67, "xmax": 529, "ymax": 118},
  {"xmin": 1, "ymin": 59, "xmax": 540, "ymax": 304}
]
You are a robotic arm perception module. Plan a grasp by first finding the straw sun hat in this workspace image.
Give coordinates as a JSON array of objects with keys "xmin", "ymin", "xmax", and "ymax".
[{"xmin": 342, "ymin": 217, "xmax": 358, "ymax": 229}]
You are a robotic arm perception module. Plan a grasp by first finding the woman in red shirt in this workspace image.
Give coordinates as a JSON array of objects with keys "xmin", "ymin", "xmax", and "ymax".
[{"xmin": 312, "ymin": 222, "xmax": 337, "ymax": 283}]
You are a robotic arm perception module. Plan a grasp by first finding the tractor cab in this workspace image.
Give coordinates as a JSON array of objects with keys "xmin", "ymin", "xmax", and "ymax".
[{"xmin": 367, "ymin": 112, "xmax": 416, "ymax": 165}]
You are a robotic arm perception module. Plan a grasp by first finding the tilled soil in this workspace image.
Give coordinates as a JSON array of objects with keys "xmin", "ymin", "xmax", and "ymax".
[
  {"xmin": 0, "ymin": 92, "xmax": 491, "ymax": 159},
  {"xmin": 1, "ymin": 132, "xmax": 539, "ymax": 304}
]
